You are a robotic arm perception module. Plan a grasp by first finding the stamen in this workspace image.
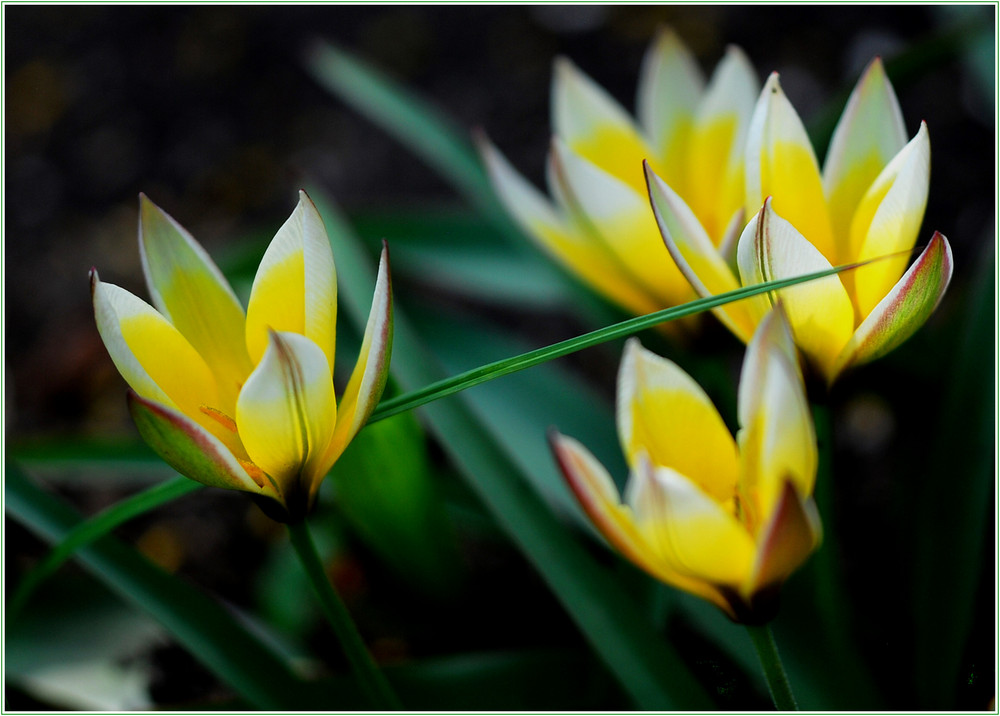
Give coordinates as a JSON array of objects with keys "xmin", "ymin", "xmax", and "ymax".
[
  {"xmin": 199, "ymin": 405, "xmax": 238, "ymax": 433},
  {"xmin": 238, "ymin": 458, "xmax": 269, "ymax": 488}
]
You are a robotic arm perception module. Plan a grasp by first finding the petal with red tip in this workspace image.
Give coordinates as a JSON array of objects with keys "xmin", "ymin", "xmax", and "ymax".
[
  {"xmin": 323, "ymin": 242, "xmax": 394, "ymax": 474},
  {"xmin": 748, "ymin": 481, "xmax": 822, "ymax": 594},
  {"xmin": 128, "ymin": 391, "xmax": 271, "ymax": 495},
  {"xmin": 834, "ymin": 232, "xmax": 953, "ymax": 377}
]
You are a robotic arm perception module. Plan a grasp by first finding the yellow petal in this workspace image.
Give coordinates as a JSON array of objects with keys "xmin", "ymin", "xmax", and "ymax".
[
  {"xmin": 822, "ymin": 58, "xmax": 907, "ymax": 255},
  {"xmin": 552, "ymin": 435, "xmax": 732, "ymax": 612},
  {"xmin": 551, "ymin": 139, "xmax": 694, "ymax": 307},
  {"xmin": 634, "ymin": 463, "xmax": 755, "ymax": 587},
  {"xmin": 245, "ymin": 191, "xmax": 337, "ymax": 371},
  {"xmin": 834, "ymin": 232, "xmax": 953, "ymax": 378},
  {"xmin": 127, "ymin": 390, "xmax": 272, "ymax": 495},
  {"xmin": 745, "ymin": 73, "xmax": 836, "ymax": 265},
  {"xmin": 235, "ymin": 331, "xmax": 337, "ymax": 492},
  {"xmin": 478, "ymin": 136, "xmax": 659, "ymax": 316},
  {"xmin": 849, "ymin": 123, "xmax": 931, "ymax": 319},
  {"xmin": 686, "ymin": 45, "xmax": 759, "ymax": 242},
  {"xmin": 736, "ymin": 308, "xmax": 816, "ymax": 524},
  {"xmin": 617, "ymin": 339, "xmax": 739, "ymax": 503},
  {"xmin": 738, "ymin": 200, "xmax": 855, "ymax": 379},
  {"xmin": 92, "ymin": 272, "xmax": 219, "ymax": 425},
  {"xmin": 138, "ymin": 195, "xmax": 253, "ymax": 412},
  {"xmin": 645, "ymin": 163, "xmax": 756, "ymax": 341},
  {"xmin": 552, "ymin": 57, "xmax": 655, "ymax": 197},
  {"xmin": 323, "ymin": 242, "xmax": 393, "ymax": 474},
  {"xmin": 747, "ymin": 480, "xmax": 821, "ymax": 595},
  {"xmin": 635, "ymin": 27, "xmax": 704, "ymax": 194}
]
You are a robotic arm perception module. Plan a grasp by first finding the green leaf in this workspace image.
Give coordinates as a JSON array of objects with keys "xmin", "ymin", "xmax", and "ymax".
[
  {"xmin": 8, "ymin": 476, "xmax": 203, "ymax": 618},
  {"xmin": 368, "ymin": 259, "xmax": 871, "ymax": 425},
  {"xmin": 315, "ymin": 187, "xmax": 715, "ymax": 710},
  {"xmin": 5, "ymin": 463, "xmax": 315, "ymax": 710},
  {"xmin": 305, "ymin": 41, "xmax": 502, "ymax": 223},
  {"xmin": 406, "ymin": 302, "xmax": 623, "ymax": 521},
  {"xmin": 329, "ymin": 411, "xmax": 461, "ymax": 596}
]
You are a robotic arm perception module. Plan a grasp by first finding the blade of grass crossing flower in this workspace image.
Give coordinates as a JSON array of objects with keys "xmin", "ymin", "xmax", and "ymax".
[
  {"xmin": 8, "ymin": 476, "xmax": 203, "ymax": 618},
  {"xmin": 315, "ymin": 189, "xmax": 714, "ymax": 709},
  {"xmin": 5, "ymin": 463, "xmax": 314, "ymax": 709},
  {"xmin": 368, "ymin": 260, "xmax": 876, "ymax": 425}
]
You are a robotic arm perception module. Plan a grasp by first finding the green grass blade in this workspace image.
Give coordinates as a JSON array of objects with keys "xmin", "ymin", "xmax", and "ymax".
[
  {"xmin": 305, "ymin": 41, "xmax": 502, "ymax": 223},
  {"xmin": 5, "ymin": 463, "xmax": 314, "ymax": 709},
  {"xmin": 315, "ymin": 188, "xmax": 714, "ymax": 710},
  {"xmin": 368, "ymin": 261, "xmax": 865, "ymax": 425},
  {"xmin": 9, "ymin": 476, "xmax": 203, "ymax": 618}
]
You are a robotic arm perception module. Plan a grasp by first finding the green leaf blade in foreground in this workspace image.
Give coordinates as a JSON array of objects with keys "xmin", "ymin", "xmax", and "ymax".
[
  {"xmin": 317, "ymin": 188, "xmax": 714, "ymax": 710},
  {"xmin": 9, "ymin": 476, "xmax": 203, "ymax": 617},
  {"xmin": 5, "ymin": 464, "xmax": 313, "ymax": 710}
]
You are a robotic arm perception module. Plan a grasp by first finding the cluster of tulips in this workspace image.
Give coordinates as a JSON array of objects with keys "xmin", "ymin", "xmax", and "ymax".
[{"xmin": 91, "ymin": 27, "xmax": 952, "ymax": 704}]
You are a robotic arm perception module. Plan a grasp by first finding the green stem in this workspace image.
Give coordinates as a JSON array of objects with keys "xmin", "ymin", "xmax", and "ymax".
[
  {"xmin": 747, "ymin": 623, "xmax": 797, "ymax": 710},
  {"xmin": 287, "ymin": 519, "xmax": 401, "ymax": 709}
]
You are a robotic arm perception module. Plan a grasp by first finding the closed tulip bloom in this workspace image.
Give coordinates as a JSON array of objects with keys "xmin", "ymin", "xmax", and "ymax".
[
  {"xmin": 480, "ymin": 28, "xmax": 759, "ymax": 318},
  {"xmin": 648, "ymin": 59, "xmax": 952, "ymax": 382},
  {"xmin": 92, "ymin": 192, "xmax": 393, "ymax": 522},
  {"xmin": 551, "ymin": 308, "xmax": 821, "ymax": 623}
]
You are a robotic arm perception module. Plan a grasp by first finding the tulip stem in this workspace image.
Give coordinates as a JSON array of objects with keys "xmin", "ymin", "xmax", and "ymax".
[
  {"xmin": 287, "ymin": 519, "xmax": 401, "ymax": 709},
  {"xmin": 747, "ymin": 624, "xmax": 797, "ymax": 711}
]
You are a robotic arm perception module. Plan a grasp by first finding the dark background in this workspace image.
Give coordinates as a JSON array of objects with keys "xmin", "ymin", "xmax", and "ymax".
[{"xmin": 5, "ymin": 4, "xmax": 995, "ymax": 710}]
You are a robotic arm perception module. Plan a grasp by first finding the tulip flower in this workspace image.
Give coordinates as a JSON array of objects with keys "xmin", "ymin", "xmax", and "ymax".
[
  {"xmin": 479, "ymin": 27, "xmax": 760, "ymax": 318},
  {"xmin": 92, "ymin": 192, "xmax": 393, "ymax": 522},
  {"xmin": 551, "ymin": 308, "xmax": 821, "ymax": 624},
  {"xmin": 648, "ymin": 58, "xmax": 953, "ymax": 382}
]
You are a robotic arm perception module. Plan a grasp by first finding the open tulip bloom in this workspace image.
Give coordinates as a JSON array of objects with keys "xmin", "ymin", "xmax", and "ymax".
[
  {"xmin": 647, "ymin": 58, "xmax": 953, "ymax": 383},
  {"xmin": 480, "ymin": 27, "xmax": 760, "ymax": 318},
  {"xmin": 92, "ymin": 192, "xmax": 393, "ymax": 522},
  {"xmin": 551, "ymin": 308, "xmax": 821, "ymax": 624}
]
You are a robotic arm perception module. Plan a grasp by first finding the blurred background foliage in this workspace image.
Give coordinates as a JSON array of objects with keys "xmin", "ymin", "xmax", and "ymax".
[{"xmin": 4, "ymin": 4, "xmax": 995, "ymax": 710}]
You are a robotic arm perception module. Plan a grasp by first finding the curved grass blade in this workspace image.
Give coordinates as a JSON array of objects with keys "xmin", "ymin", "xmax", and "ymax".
[
  {"xmin": 369, "ymin": 257, "xmax": 885, "ymax": 425},
  {"xmin": 8, "ymin": 476, "xmax": 203, "ymax": 619},
  {"xmin": 316, "ymin": 188, "xmax": 715, "ymax": 710},
  {"xmin": 5, "ymin": 463, "xmax": 314, "ymax": 709}
]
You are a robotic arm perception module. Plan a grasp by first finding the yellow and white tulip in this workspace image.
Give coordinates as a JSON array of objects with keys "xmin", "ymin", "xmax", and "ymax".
[
  {"xmin": 480, "ymin": 28, "xmax": 759, "ymax": 318},
  {"xmin": 92, "ymin": 192, "xmax": 393, "ymax": 521},
  {"xmin": 551, "ymin": 308, "xmax": 821, "ymax": 623},
  {"xmin": 648, "ymin": 58, "xmax": 953, "ymax": 382}
]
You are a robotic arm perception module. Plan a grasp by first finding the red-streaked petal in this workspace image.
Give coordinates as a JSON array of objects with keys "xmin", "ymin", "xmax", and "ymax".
[
  {"xmin": 127, "ymin": 391, "xmax": 273, "ymax": 495},
  {"xmin": 747, "ymin": 480, "xmax": 822, "ymax": 595},
  {"xmin": 833, "ymin": 231, "xmax": 953, "ymax": 378},
  {"xmin": 323, "ymin": 242, "xmax": 394, "ymax": 474}
]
